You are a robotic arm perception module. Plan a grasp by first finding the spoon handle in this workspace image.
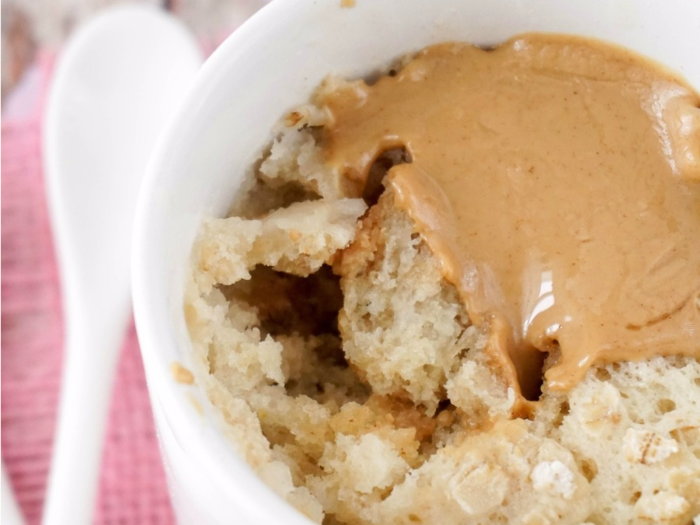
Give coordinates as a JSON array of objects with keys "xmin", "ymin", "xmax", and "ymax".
[
  {"xmin": 42, "ymin": 320, "xmax": 126, "ymax": 525},
  {"xmin": 0, "ymin": 459, "xmax": 24, "ymax": 525}
]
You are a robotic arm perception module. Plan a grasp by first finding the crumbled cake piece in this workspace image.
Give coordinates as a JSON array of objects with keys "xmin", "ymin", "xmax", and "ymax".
[
  {"xmin": 193, "ymin": 198, "xmax": 366, "ymax": 291},
  {"xmin": 445, "ymin": 332, "xmax": 516, "ymax": 422},
  {"xmin": 549, "ymin": 357, "xmax": 700, "ymax": 525},
  {"xmin": 307, "ymin": 432, "xmax": 412, "ymax": 524},
  {"xmin": 335, "ymin": 187, "xmax": 512, "ymax": 417},
  {"xmin": 335, "ymin": 188, "xmax": 468, "ymax": 410},
  {"xmin": 186, "ymin": 99, "xmax": 700, "ymax": 525},
  {"xmin": 376, "ymin": 420, "xmax": 592, "ymax": 525},
  {"xmin": 259, "ymin": 117, "xmax": 349, "ymax": 200}
]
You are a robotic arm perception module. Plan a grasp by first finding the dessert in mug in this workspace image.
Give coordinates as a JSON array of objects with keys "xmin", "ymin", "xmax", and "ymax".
[{"xmin": 186, "ymin": 34, "xmax": 700, "ymax": 525}]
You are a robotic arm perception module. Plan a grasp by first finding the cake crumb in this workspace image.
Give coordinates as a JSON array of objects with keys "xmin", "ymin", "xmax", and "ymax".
[
  {"xmin": 285, "ymin": 111, "xmax": 303, "ymax": 127},
  {"xmin": 187, "ymin": 392, "xmax": 203, "ymax": 415},
  {"xmin": 171, "ymin": 361, "xmax": 195, "ymax": 384},
  {"xmin": 341, "ymin": 0, "xmax": 356, "ymax": 8}
]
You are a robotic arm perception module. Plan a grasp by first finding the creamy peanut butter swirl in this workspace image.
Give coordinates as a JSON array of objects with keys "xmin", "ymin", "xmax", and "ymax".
[{"xmin": 320, "ymin": 34, "xmax": 700, "ymax": 399}]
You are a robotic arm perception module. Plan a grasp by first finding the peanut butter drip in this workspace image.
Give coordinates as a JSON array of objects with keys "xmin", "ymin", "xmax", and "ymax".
[{"xmin": 321, "ymin": 34, "xmax": 700, "ymax": 397}]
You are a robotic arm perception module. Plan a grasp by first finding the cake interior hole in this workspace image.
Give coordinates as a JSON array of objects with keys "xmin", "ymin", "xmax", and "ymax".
[
  {"xmin": 363, "ymin": 147, "xmax": 412, "ymax": 206},
  {"xmin": 222, "ymin": 264, "xmax": 343, "ymax": 337},
  {"xmin": 580, "ymin": 459, "xmax": 598, "ymax": 482},
  {"xmin": 518, "ymin": 346, "xmax": 548, "ymax": 402},
  {"xmin": 551, "ymin": 400, "xmax": 570, "ymax": 429},
  {"xmin": 595, "ymin": 367, "xmax": 612, "ymax": 381},
  {"xmin": 657, "ymin": 398, "xmax": 676, "ymax": 414},
  {"xmin": 221, "ymin": 265, "xmax": 370, "ymax": 404}
]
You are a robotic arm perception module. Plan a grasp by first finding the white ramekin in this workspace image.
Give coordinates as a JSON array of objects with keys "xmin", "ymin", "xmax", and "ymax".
[{"xmin": 132, "ymin": 0, "xmax": 700, "ymax": 523}]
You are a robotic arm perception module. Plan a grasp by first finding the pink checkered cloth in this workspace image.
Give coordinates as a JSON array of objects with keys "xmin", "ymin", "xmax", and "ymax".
[{"xmin": 1, "ymin": 53, "xmax": 175, "ymax": 524}]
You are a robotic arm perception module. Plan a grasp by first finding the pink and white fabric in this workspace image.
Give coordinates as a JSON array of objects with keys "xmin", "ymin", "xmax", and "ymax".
[{"xmin": 1, "ymin": 53, "xmax": 175, "ymax": 525}]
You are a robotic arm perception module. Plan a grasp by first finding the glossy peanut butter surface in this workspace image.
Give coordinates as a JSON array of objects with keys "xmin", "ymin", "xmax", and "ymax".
[{"xmin": 320, "ymin": 34, "xmax": 700, "ymax": 398}]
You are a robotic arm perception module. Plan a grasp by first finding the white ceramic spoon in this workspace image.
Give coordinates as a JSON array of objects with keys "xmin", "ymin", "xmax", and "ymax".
[{"xmin": 43, "ymin": 6, "xmax": 201, "ymax": 525}]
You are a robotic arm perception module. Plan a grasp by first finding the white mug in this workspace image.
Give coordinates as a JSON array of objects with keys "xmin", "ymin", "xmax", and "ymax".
[{"xmin": 132, "ymin": 0, "xmax": 700, "ymax": 523}]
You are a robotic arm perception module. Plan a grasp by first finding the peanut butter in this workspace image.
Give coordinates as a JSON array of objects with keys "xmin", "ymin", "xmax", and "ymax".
[{"xmin": 320, "ymin": 34, "xmax": 700, "ymax": 398}]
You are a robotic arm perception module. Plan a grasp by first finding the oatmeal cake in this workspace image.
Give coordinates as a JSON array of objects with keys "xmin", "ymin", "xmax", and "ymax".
[{"xmin": 186, "ymin": 33, "xmax": 700, "ymax": 525}]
